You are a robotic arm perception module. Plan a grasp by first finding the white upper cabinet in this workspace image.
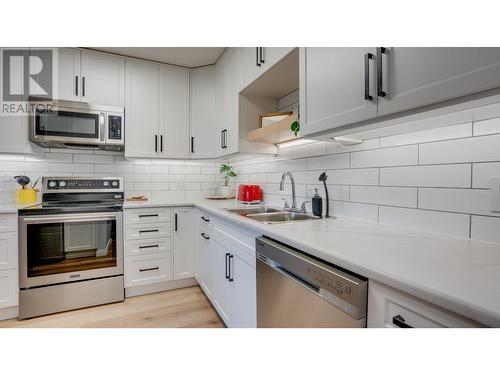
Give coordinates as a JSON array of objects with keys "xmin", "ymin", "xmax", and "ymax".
[
  {"xmin": 300, "ymin": 47, "xmax": 378, "ymax": 136},
  {"xmin": 159, "ymin": 65, "xmax": 190, "ymax": 159},
  {"xmin": 56, "ymin": 48, "xmax": 125, "ymax": 106},
  {"xmin": 57, "ymin": 48, "xmax": 81, "ymax": 102},
  {"xmin": 378, "ymin": 47, "xmax": 500, "ymax": 116},
  {"xmin": 190, "ymin": 66, "xmax": 218, "ymax": 159},
  {"xmin": 80, "ymin": 50, "xmax": 125, "ymax": 106},
  {"xmin": 125, "ymin": 59, "xmax": 160, "ymax": 159},
  {"xmin": 239, "ymin": 47, "xmax": 294, "ymax": 90},
  {"xmin": 172, "ymin": 207, "xmax": 194, "ymax": 280}
]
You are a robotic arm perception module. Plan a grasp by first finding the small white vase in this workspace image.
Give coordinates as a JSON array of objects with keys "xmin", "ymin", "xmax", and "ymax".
[{"xmin": 220, "ymin": 186, "xmax": 231, "ymax": 196}]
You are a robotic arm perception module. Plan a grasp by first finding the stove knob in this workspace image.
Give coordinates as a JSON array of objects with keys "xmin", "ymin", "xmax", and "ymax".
[
  {"xmin": 111, "ymin": 180, "xmax": 118, "ymax": 187},
  {"xmin": 59, "ymin": 181, "xmax": 66, "ymax": 187},
  {"xmin": 103, "ymin": 181, "xmax": 110, "ymax": 187},
  {"xmin": 48, "ymin": 181, "xmax": 56, "ymax": 188}
]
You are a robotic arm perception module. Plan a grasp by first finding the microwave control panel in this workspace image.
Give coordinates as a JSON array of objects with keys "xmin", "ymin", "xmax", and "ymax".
[{"xmin": 108, "ymin": 115, "xmax": 122, "ymax": 140}]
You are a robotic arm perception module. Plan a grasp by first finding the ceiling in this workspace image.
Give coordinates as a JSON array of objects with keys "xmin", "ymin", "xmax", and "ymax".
[{"xmin": 89, "ymin": 47, "xmax": 226, "ymax": 68}]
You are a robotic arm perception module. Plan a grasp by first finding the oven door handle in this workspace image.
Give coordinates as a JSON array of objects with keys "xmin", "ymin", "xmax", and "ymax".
[{"xmin": 21, "ymin": 212, "xmax": 119, "ymax": 224}]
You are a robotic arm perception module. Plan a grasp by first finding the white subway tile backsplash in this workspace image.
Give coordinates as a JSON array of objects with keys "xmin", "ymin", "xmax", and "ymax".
[
  {"xmin": 419, "ymin": 134, "xmax": 500, "ymax": 164},
  {"xmin": 326, "ymin": 138, "xmax": 380, "ymax": 155},
  {"xmin": 326, "ymin": 168, "xmax": 379, "ymax": 186},
  {"xmin": 471, "ymin": 215, "xmax": 500, "ymax": 243},
  {"xmin": 331, "ymin": 201, "xmax": 379, "ymax": 222},
  {"xmin": 307, "ymin": 153, "xmax": 349, "ymax": 171},
  {"xmin": 169, "ymin": 165, "xmax": 201, "ymax": 174},
  {"xmin": 350, "ymin": 145, "xmax": 418, "ymax": 168},
  {"xmin": 291, "ymin": 142, "xmax": 328, "ymax": 159},
  {"xmin": 50, "ymin": 163, "xmax": 91, "ymax": 173},
  {"xmin": 307, "ymin": 184, "xmax": 350, "ymax": 202},
  {"xmin": 472, "ymin": 162, "xmax": 500, "ymax": 188},
  {"xmin": 380, "ymin": 123, "xmax": 472, "ymax": 147},
  {"xmin": 418, "ymin": 188, "xmax": 496, "ymax": 216},
  {"xmin": 350, "ymin": 186, "xmax": 417, "ymax": 208},
  {"xmin": 380, "ymin": 164, "xmax": 472, "ymax": 188},
  {"xmin": 95, "ymin": 163, "xmax": 134, "ymax": 173},
  {"xmin": 473, "ymin": 118, "xmax": 500, "ymax": 136},
  {"xmin": 73, "ymin": 154, "xmax": 114, "ymax": 164},
  {"xmin": 278, "ymin": 158, "xmax": 307, "ymax": 171},
  {"xmin": 379, "ymin": 206, "xmax": 470, "ymax": 238}
]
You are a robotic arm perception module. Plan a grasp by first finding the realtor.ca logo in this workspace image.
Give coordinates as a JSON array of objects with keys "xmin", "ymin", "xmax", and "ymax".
[{"xmin": 1, "ymin": 48, "xmax": 58, "ymax": 116}]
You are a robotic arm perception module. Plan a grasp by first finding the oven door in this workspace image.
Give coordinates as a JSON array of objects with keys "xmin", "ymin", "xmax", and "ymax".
[
  {"xmin": 30, "ymin": 106, "xmax": 105, "ymax": 147},
  {"xmin": 19, "ymin": 212, "xmax": 123, "ymax": 289}
]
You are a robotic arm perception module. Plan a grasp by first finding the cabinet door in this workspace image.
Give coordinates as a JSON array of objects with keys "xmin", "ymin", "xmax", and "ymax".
[
  {"xmin": 124, "ymin": 60, "xmax": 159, "ymax": 158},
  {"xmin": 173, "ymin": 207, "xmax": 194, "ymax": 280},
  {"xmin": 57, "ymin": 48, "xmax": 81, "ymax": 101},
  {"xmin": 378, "ymin": 47, "xmax": 500, "ymax": 116},
  {"xmin": 239, "ymin": 47, "xmax": 261, "ymax": 90},
  {"xmin": 231, "ymin": 254, "xmax": 256, "ymax": 328},
  {"xmin": 263, "ymin": 47, "xmax": 294, "ymax": 69},
  {"xmin": 0, "ymin": 269, "xmax": 18, "ymax": 308},
  {"xmin": 211, "ymin": 235, "xmax": 233, "ymax": 325},
  {"xmin": 300, "ymin": 47, "xmax": 378, "ymax": 136},
  {"xmin": 190, "ymin": 67, "xmax": 219, "ymax": 159},
  {"xmin": 198, "ymin": 230, "xmax": 213, "ymax": 297},
  {"xmin": 159, "ymin": 65, "xmax": 190, "ymax": 158},
  {"xmin": 81, "ymin": 50, "xmax": 125, "ymax": 106},
  {"xmin": 215, "ymin": 48, "xmax": 240, "ymax": 156}
]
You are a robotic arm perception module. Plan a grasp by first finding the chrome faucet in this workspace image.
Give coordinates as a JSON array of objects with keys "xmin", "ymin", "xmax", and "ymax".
[{"xmin": 279, "ymin": 171, "xmax": 297, "ymax": 212}]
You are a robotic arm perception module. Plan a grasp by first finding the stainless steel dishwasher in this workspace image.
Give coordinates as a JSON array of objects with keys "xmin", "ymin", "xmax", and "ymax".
[{"xmin": 256, "ymin": 236, "xmax": 368, "ymax": 328}]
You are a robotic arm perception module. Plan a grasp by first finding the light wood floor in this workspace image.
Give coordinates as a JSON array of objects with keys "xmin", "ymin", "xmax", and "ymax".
[{"xmin": 0, "ymin": 286, "xmax": 225, "ymax": 328}]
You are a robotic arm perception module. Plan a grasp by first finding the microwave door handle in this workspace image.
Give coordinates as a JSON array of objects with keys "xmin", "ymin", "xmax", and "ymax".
[{"xmin": 99, "ymin": 113, "xmax": 105, "ymax": 142}]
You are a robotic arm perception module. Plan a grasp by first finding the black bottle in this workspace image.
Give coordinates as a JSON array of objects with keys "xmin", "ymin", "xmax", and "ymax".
[{"xmin": 312, "ymin": 188, "xmax": 323, "ymax": 218}]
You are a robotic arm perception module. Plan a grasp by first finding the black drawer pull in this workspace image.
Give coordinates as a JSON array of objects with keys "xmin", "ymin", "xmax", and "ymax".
[
  {"xmin": 139, "ymin": 244, "xmax": 159, "ymax": 249},
  {"xmin": 201, "ymin": 232, "xmax": 210, "ymax": 240},
  {"xmin": 377, "ymin": 47, "xmax": 388, "ymax": 98},
  {"xmin": 139, "ymin": 229, "xmax": 159, "ymax": 234},
  {"xmin": 201, "ymin": 216, "xmax": 210, "ymax": 222},
  {"xmin": 392, "ymin": 314, "xmax": 413, "ymax": 328},
  {"xmin": 256, "ymin": 47, "xmax": 261, "ymax": 67},
  {"xmin": 138, "ymin": 214, "xmax": 159, "ymax": 218},
  {"xmin": 75, "ymin": 75, "xmax": 79, "ymax": 96},
  {"xmin": 228, "ymin": 254, "xmax": 234, "ymax": 282},
  {"xmin": 82, "ymin": 76, "xmax": 86, "ymax": 97},
  {"xmin": 139, "ymin": 267, "xmax": 159, "ymax": 272},
  {"xmin": 225, "ymin": 253, "xmax": 230, "ymax": 279},
  {"xmin": 364, "ymin": 52, "xmax": 374, "ymax": 101}
]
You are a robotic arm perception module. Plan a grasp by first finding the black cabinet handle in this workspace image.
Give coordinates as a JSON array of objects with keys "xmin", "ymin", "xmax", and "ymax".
[
  {"xmin": 138, "ymin": 214, "xmax": 159, "ymax": 218},
  {"xmin": 259, "ymin": 47, "xmax": 265, "ymax": 64},
  {"xmin": 201, "ymin": 216, "xmax": 210, "ymax": 222},
  {"xmin": 174, "ymin": 213, "xmax": 178, "ymax": 231},
  {"xmin": 392, "ymin": 314, "xmax": 413, "ymax": 328},
  {"xmin": 140, "ymin": 267, "xmax": 159, "ymax": 272},
  {"xmin": 75, "ymin": 76, "xmax": 79, "ymax": 96},
  {"xmin": 138, "ymin": 244, "xmax": 159, "ymax": 249},
  {"xmin": 191, "ymin": 137, "xmax": 194, "ymax": 154},
  {"xmin": 160, "ymin": 134, "xmax": 163, "ymax": 152},
  {"xmin": 220, "ymin": 130, "xmax": 224, "ymax": 149},
  {"xmin": 228, "ymin": 254, "xmax": 234, "ymax": 282},
  {"xmin": 256, "ymin": 47, "xmax": 261, "ymax": 67},
  {"xmin": 139, "ymin": 229, "xmax": 159, "ymax": 234},
  {"xmin": 377, "ymin": 47, "xmax": 387, "ymax": 98},
  {"xmin": 364, "ymin": 53, "xmax": 374, "ymax": 101},
  {"xmin": 225, "ymin": 253, "xmax": 230, "ymax": 279},
  {"xmin": 155, "ymin": 134, "xmax": 158, "ymax": 152},
  {"xmin": 201, "ymin": 232, "xmax": 210, "ymax": 240},
  {"xmin": 222, "ymin": 129, "xmax": 227, "ymax": 149},
  {"xmin": 82, "ymin": 76, "xmax": 86, "ymax": 97}
]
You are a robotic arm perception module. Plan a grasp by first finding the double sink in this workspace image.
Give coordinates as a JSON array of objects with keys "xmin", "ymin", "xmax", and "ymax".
[{"xmin": 225, "ymin": 206, "xmax": 322, "ymax": 224}]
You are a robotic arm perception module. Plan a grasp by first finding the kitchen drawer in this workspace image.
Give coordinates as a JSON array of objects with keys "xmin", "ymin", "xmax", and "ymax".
[
  {"xmin": 125, "ymin": 208, "xmax": 171, "ymax": 225},
  {"xmin": 367, "ymin": 280, "xmax": 482, "ymax": 328},
  {"xmin": 214, "ymin": 217, "xmax": 258, "ymax": 257},
  {"xmin": 126, "ymin": 222, "xmax": 171, "ymax": 241},
  {"xmin": 0, "ymin": 269, "xmax": 18, "ymax": 308},
  {"xmin": 198, "ymin": 210, "xmax": 213, "ymax": 230},
  {"xmin": 125, "ymin": 238, "xmax": 171, "ymax": 257},
  {"xmin": 0, "ymin": 214, "xmax": 16, "ymax": 233},
  {"xmin": 124, "ymin": 252, "xmax": 172, "ymax": 288},
  {"xmin": 0, "ymin": 232, "xmax": 17, "ymax": 271}
]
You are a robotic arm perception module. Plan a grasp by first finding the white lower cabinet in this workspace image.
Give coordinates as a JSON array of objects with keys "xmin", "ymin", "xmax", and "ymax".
[
  {"xmin": 124, "ymin": 253, "xmax": 172, "ymax": 288},
  {"xmin": 367, "ymin": 280, "xmax": 482, "ymax": 328},
  {"xmin": 0, "ymin": 214, "xmax": 18, "ymax": 314},
  {"xmin": 194, "ymin": 210, "xmax": 257, "ymax": 328},
  {"xmin": 0, "ymin": 269, "xmax": 18, "ymax": 309},
  {"xmin": 172, "ymin": 207, "xmax": 194, "ymax": 280}
]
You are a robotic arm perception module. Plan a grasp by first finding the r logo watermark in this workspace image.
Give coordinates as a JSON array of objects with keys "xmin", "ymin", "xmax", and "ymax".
[{"xmin": 1, "ymin": 48, "xmax": 58, "ymax": 116}]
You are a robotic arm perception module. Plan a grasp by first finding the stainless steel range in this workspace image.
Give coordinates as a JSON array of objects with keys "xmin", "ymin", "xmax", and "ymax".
[{"xmin": 18, "ymin": 177, "xmax": 125, "ymax": 319}]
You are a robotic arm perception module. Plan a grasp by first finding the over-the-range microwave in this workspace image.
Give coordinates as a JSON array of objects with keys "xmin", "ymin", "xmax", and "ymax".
[{"xmin": 29, "ymin": 98, "xmax": 124, "ymax": 151}]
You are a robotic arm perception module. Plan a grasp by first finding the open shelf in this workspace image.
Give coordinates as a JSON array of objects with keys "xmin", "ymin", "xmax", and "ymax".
[{"xmin": 247, "ymin": 112, "xmax": 300, "ymax": 144}]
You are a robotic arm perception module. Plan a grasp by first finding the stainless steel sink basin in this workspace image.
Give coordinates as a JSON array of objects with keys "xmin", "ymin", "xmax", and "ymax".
[
  {"xmin": 246, "ymin": 211, "xmax": 320, "ymax": 224},
  {"xmin": 225, "ymin": 207, "xmax": 283, "ymax": 216}
]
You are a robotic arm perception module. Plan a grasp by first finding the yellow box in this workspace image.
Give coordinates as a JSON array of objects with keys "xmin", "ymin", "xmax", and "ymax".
[{"xmin": 16, "ymin": 189, "xmax": 37, "ymax": 204}]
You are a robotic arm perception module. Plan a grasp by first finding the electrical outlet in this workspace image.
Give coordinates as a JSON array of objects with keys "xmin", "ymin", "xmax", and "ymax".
[
  {"xmin": 490, "ymin": 177, "xmax": 500, "ymax": 213},
  {"xmin": 175, "ymin": 181, "xmax": 185, "ymax": 190}
]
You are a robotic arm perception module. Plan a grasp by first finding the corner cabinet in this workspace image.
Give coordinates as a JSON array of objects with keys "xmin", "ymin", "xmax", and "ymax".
[
  {"xmin": 301, "ymin": 47, "xmax": 500, "ymax": 138},
  {"xmin": 125, "ymin": 59, "xmax": 190, "ymax": 159}
]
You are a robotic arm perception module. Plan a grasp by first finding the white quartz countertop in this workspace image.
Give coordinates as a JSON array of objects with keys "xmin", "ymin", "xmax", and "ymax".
[{"xmin": 124, "ymin": 199, "xmax": 500, "ymax": 326}]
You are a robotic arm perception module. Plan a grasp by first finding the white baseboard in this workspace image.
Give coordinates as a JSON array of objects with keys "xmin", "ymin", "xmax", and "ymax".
[
  {"xmin": 0, "ymin": 306, "xmax": 18, "ymax": 321},
  {"xmin": 125, "ymin": 277, "xmax": 198, "ymax": 298}
]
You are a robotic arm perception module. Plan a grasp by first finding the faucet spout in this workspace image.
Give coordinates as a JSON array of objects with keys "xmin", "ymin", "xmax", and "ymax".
[{"xmin": 280, "ymin": 171, "xmax": 297, "ymax": 211}]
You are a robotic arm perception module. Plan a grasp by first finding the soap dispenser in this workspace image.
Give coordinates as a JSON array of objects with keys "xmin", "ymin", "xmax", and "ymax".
[{"xmin": 312, "ymin": 188, "xmax": 323, "ymax": 218}]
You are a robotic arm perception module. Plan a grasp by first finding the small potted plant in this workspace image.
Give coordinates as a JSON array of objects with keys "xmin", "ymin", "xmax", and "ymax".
[{"xmin": 219, "ymin": 163, "xmax": 237, "ymax": 196}]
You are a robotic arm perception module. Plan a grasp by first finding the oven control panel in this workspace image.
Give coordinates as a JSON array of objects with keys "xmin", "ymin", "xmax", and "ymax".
[
  {"xmin": 44, "ymin": 178, "xmax": 122, "ymax": 192},
  {"xmin": 108, "ymin": 115, "xmax": 122, "ymax": 140}
]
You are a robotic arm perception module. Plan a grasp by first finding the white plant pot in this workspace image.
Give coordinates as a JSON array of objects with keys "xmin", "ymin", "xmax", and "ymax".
[{"xmin": 220, "ymin": 186, "xmax": 231, "ymax": 196}]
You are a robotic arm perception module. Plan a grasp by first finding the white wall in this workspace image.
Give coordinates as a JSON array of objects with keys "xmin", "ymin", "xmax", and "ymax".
[
  {"xmin": 0, "ymin": 149, "xmax": 222, "ymax": 202},
  {"xmin": 232, "ymin": 91, "xmax": 500, "ymax": 243}
]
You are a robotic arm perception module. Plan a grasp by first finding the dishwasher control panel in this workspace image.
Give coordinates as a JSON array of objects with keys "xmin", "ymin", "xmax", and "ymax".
[{"xmin": 307, "ymin": 267, "xmax": 352, "ymax": 296}]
